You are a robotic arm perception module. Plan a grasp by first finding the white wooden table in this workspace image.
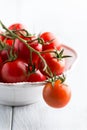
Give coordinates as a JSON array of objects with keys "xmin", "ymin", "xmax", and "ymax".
[{"xmin": 0, "ymin": 97, "xmax": 87, "ymax": 130}]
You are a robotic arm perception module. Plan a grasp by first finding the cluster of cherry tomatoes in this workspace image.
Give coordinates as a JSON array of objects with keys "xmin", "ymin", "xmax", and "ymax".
[{"xmin": 0, "ymin": 21, "xmax": 71, "ymax": 108}]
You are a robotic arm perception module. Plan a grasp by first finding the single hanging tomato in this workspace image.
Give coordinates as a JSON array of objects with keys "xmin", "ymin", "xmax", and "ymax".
[{"xmin": 43, "ymin": 79, "xmax": 71, "ymax": 108}]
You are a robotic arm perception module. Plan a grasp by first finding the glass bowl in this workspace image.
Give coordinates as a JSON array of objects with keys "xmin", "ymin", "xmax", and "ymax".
[{"xmin": 0, "ymin": 44, "xmax": 77, "ymax": 106}]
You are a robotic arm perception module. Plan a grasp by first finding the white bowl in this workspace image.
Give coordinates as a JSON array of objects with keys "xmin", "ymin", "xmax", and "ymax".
[{"xmin": 0, "ymin": 44, "xmax": 77, "ymax": 106}]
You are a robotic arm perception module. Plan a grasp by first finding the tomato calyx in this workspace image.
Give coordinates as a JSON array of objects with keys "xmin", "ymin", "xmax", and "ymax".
[
  {"xmin": 53, "ymin": 49, "xmax": 72, "ymax": 60},
  {"xmin": 39, "ymin": 49, "xmax": 71, "ymax": 77},
  {"xmin": 43, "ymin": 76, "xmax": 71, "ymax": 108},
  {"xmin": 27, "ymin": 64, "xmax": 36, "ymax": 74},
  {"xmin": 41, "ymin": 48, "xmax": 71, "ymax": 60},
  {"xmin": 47, "ymin": 74, "xmax": 66, "ymax": 87}
]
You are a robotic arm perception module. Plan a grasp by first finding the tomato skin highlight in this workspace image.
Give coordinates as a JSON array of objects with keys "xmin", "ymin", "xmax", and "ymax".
[{"xmin": 43, "ymin": 80, "xmax": 71, "ymax": 108}]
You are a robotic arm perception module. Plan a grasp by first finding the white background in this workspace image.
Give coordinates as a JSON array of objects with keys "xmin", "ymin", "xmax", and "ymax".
[{"xmin": 0, "ymin": 0, "xmax": 87, "ymax": 129}]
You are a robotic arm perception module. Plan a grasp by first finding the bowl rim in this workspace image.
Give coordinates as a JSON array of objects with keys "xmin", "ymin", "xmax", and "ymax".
[
  {"xmin": 0, "ymin": 81, "xmax": 46, "ymax": 88},
  {"xmin": 61, "ymin": 44, "xmax": 78, "ymax": 58}
]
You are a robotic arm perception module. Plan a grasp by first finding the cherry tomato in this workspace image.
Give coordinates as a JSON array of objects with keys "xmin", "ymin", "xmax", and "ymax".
[
  {"xmin": 0, "ymin": 49, "xmax": 9, "ymax": 62},
  {"xmin": 26, "ymin": 70, "xmax": 46, "ymax": 82},
  {"xmin": 0, "ymin": 23, "xmax": 26, "ymax": 46},
  {"xmin": 38, "ymin": 51, "xmax": 65, "ymax": 76},
  {"xmin": 8, "ymin": 23, "xmax": 25, "ymax": 31},
  {"xmin": 0, "ymin": 32, "xmax": 13, "ymax": 46},
  {"xmin": 0, "ymin": 34, "xmax": 13, "ymax": 46},
  {"xmin": 9, "ymin": 23, "xmax": 26, "ymax": 37},
  {"xmin": 1, "ymin": 59, "xmax": 28, "ymax": 83},
  {"xmin": 43, "ymin": 80, "xmax": 71, "ymax": 108},
  {"xmin": 14, "ymin": 38, "xmax": 42, "ymax": 64},
  {"xmin": 40, "ymin": 32, "xmax": 60, "ymax": 50}
]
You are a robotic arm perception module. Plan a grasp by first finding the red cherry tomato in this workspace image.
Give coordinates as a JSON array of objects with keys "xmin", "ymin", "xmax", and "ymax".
[
  {"xmin": 0, "ymin": 49, "xmax": 9, "ymax": 62},
  {"xmin": 14, "ymin": 38, "xmax": 42, "ymax": 64},
  {"xmin": 38, "ymin": 51, "xmax": 65, "ymax": 76},
  {"xmin": 0, "ymin": 23, "xmax": 26, "ymax": 46},
  {"xmin": 43, "ymin": 80, "xmax": 71, "ymax": 108},
  {"xmin": 40, "ymin": 32, "xmax": 60, "ymax": 50},
  {"xmin": 8, "ymin": 23, "xmax": 25, "ymax": 31},
  {"xmin": 26, "ymin": 70, "xmax": 46, "ymax": 82},
  {"xmin": 1, "ymin": 59, "xmax": 28, "ymax": 83}
]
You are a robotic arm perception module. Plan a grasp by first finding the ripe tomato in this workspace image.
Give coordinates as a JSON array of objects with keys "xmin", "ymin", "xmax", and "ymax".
[
  {"xmin": 38, "ymin": 52, "xmax": 65, "ymax": 76},
  {"xmin": 14, "ymin": 38, "xmax": 42, "ymax": 64},
  {"xmin": 0, "ymin": 42, "xmax": 11, "ymax": 62},
  {"xmin": 43, "ymin": 80, "xmax": 71, "ymax": 108},
  {"xmin": 0, "ymin": 23, "xmax": 26, "ymax": 46},
  {"xmin": 0, "ymin": 34, "xmax": 13, "ymax": 46},
  {"xmin": 1, "ymin": 59, "xmax": 28, "ymax": 83},
  {"xmin": 0, "ymin": 32, "xmax": 13, "ymax": 46},
  {"xmin": 8, "ymin": 23, "xmax": 25, "ymax": 31},
  {"xmin": 0, "ymin": 49, "xmax": 9, "ymax": 62},
  {"xmin": 8, "ymin": 23, "xmax": 26, "ymax": 37},
  {"xmin": 26, "ymin": 69, "xmax": 46, "ymax": 82},
  {"xmin": 40, "ymin": 32, "xmax": 60, "ymax": 50}
]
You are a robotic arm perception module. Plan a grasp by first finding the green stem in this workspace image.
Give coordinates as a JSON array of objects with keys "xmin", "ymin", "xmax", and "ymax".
[
  {"xmin": 40, "ymin": 49, "xmax": 55, "ymax": 54},
  {"xmin": 29, "ymin": 49, "xmax": 33, "ymax": 65}
]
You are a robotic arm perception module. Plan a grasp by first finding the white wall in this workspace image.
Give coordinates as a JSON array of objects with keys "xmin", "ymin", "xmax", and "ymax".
[{"xmin": 0, "ymin": 0, "xmax": 87, "ymax": 123}]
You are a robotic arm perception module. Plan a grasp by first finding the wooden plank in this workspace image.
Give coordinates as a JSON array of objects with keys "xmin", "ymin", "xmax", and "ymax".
[
  {"xmin": 12, "ymin": 100, "xmax": 59, "ymax": 130},
  {"xmin": 0, "ymin": 105, "xmax": 12, "ymax": 130},
  {"xmin": 12, "ymin": 100, "xmax": 87, "ymax": 130}
]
